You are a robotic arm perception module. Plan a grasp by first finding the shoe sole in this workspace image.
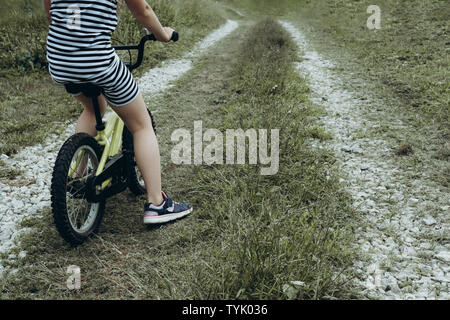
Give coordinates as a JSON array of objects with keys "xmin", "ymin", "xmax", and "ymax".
[{"xmin": 144, "ymin": 207, "xmax": 193, "ymax": 224}]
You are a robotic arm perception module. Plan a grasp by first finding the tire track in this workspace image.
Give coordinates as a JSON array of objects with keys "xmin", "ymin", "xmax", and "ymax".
[{"xmin": 280, "ymin": 20, "xmax": 449, "ymax": 300}]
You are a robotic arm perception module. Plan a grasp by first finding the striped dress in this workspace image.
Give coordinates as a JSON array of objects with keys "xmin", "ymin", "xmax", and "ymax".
[{"xmin": 46, "ymin": 0, "xmax": 139, "ymax": 106}]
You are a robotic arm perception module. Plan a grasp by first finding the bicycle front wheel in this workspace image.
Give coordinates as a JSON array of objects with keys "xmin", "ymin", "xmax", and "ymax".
[{"xmin": 51, "ymin": 133, "xmax": 105, "ymax": 246}]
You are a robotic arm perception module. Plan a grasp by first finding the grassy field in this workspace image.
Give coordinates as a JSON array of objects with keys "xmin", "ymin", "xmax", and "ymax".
[
  {"xmin": 298, "ymin": 0, "xmax": 449, "ymax": 135},
  {"xmin": 0, "ymin": 18, "xmax": 358, "ymax": 300}
]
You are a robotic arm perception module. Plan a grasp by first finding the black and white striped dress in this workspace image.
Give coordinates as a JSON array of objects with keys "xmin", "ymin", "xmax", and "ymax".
[{"xmin": 46, "ymin": 0, "xmax": 139, "ymax": 106}]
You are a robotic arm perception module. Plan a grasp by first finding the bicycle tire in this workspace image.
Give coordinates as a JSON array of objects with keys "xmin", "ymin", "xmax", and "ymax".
[
  {"xmin": 51, "ymin": 133, "xmax": 105, "ymax": 246},
  {"xmin": 122, "ymin": 108, "xmax": 156, "ymax": 196}
]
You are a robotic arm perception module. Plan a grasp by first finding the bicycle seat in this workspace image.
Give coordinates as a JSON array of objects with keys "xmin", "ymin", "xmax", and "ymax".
[{"xmin": 65, "ymin": 83, "xmax": 104, "ymax": 98}]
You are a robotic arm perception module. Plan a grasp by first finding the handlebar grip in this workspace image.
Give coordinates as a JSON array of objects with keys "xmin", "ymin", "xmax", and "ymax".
[
  {"xmin": 147, "ymin": 31, "xmax": 178, "ymax": 42},
  {"xmin": 171, "ymin": 31, "xmax": 179, "ymax": 42}
]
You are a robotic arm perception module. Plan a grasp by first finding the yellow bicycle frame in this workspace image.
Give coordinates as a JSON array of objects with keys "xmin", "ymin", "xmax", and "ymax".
[
  {"xmin": 67, "ymin": 111, "xmax": 126, "ymax": 192},
  {"xmin": 69, "ymin": 112, "xmax": 124, "ymax": 190},
  {"xmin": 95, "ymin": 111, "xmax": 125, "ymax": 189}
]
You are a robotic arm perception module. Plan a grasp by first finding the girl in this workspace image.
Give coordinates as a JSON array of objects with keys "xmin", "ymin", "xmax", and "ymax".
[{"xmin": 43, "ymin": 0, "xmax": 192, "ymax": 224}]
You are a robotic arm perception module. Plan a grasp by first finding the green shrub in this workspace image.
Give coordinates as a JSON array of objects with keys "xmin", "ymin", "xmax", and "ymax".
[{"xmin": 0, "ymin": 1, "xmax": 48, "ymax": 73}]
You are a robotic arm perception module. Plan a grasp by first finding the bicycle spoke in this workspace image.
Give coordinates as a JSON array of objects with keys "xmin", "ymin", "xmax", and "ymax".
[
  {"xmin": 66, "ymin": 145, "xmax": 100, "ymax": 233},
  {"xmin": 68, "ymin": 198, "xmax": 81, "ymax": 227}
]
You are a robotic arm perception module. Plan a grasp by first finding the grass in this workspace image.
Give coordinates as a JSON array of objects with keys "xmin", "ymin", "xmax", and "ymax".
[
  {"xmin": 0, "ymin": 0, "xmax": 48, "ymax": 73},
  {"xmin": 183, "ymin": 19, "xmax": 357, "ymax": 299},
  {"xmin": 0, "ymin": 75, "xmax": 81, "ymax": 157},
  {"xmin": 294, "ymin": 0, "xmax": 449, "ymax": 135},
  {"xmin": 0, "ymin": 19, "xmax": 358, "ymax": 300},
  {"xmin": 0, "ymin": 160, "xmax": 22, "ymax": 180}
]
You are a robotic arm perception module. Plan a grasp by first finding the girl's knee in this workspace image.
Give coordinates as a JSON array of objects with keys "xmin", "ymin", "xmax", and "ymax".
[{"xmin": 128, "ymin": 120, "xmax": 153, "ymax": 136}]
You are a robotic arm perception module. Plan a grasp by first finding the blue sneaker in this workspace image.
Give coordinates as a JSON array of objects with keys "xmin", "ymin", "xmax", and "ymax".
[{"xmin": 144, "ymin": 192, "xmax": 193, "ymax": 224}]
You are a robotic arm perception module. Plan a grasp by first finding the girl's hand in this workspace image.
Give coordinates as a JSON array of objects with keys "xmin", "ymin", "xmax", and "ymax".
[
  {"xmin": 162, "ymin": 27, "xmax": 175, "ymax": 42},
  {"xmin": 125, "ymin": 0, "xmax": 173, "ymax": 42}
]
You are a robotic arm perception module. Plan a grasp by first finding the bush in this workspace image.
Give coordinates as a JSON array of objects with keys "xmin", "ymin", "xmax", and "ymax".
[{"xmin": 0, "ymin": 2, "xmax": 48, "ymax": 73}]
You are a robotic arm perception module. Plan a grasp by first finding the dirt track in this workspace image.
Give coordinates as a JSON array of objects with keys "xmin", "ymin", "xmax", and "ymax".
[{"xmin": 281, "ymin": 20, "xmax": 449, "ymax": 299}]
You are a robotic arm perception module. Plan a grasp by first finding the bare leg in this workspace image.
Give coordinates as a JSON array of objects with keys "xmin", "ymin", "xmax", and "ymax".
[
  {"xmin": 110, "ymin": 93, "xmax": 164, "ymax": 206},
  {"xmin": 71, "ymin": 94, "xmax": 107, "ymax": 177},
  {"xmin": 74, "ymin": 94, "xmax": 107, "ymax": 136}
]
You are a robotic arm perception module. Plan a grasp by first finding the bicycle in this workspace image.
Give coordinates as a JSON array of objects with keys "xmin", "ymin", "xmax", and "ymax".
[{"xmin": 51, "ymin": 31, "xmax": 179, "ymax": 246}]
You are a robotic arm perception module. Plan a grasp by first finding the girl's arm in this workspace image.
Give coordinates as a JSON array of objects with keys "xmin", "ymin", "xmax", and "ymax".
[
  {"xmin": 124, "ymin": 0, "xmax": 173, "ymax": 42},
  {"xmin": 43, "ymin": 0, "xmax": 51, "ymax": 23}
]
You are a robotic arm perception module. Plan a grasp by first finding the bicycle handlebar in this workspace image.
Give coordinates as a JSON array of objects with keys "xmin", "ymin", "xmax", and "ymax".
[{"xmin": 113, "ymin": 31, "xmax": 179, "ymax": 71}]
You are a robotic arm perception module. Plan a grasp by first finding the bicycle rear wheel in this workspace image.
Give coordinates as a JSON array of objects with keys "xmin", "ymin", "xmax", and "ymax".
[
  {"xmin": 51, "ymin": 133, "xmax": 105, "ymax": 246},
  {"xmin": 122, "ymin": 108, "xmax": 156, "ymax": 196}
]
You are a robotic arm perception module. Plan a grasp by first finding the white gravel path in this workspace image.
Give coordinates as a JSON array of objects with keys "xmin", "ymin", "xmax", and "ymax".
[
  {"xmin": 0, "ymin": 20, "xmax": 238, "ymax": 277},
  {"xmin": 138, "ymin": 20, "xmax": 238, "ymax": 96},
  {"xmin": 280, "ymin": 20, "xmax": 449, "ymax": 300}
]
